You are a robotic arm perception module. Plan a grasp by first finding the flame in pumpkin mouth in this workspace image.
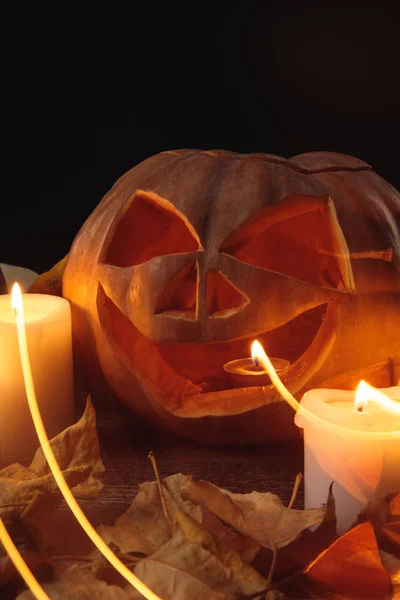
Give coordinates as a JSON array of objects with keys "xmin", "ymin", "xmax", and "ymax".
[{"xmin": 97, "ymin": 284, "xmax": 337, "ymax": 413}]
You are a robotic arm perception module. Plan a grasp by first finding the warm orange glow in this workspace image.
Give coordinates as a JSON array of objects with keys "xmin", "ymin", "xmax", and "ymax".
[
  {"xmin": 253, "ymin": 338, "xmax": 400, "ymax": 437},
  {"xmin": 0, "ymin": 518, "xmax": 49, "ymax": 599},
  {"xmin": 355, "ymin": 379, "xmax": 400, "ymax": 415},
  {"xmin": 11, "ymin": 284, "xmax": 161, "ymax": 600}
]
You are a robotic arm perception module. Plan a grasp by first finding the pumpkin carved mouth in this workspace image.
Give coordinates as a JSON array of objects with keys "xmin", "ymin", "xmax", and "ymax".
[{"xmin": 97, "ymin": 283, "xmax": 336, "ymax": 415}]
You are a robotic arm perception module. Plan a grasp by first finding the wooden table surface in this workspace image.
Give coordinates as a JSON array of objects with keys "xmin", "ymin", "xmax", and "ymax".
[{"xmin": 77, "ymin": 391, "xmax": 304, "ymax": 529}]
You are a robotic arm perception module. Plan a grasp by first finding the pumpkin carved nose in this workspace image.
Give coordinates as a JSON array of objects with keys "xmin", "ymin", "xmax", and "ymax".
[
  {"xmin": 206, "ymin": 270, "xmax": 247, "ymax": 317},
  {"xmin": 155, "ymin": 260, "xmax": 197, "ymax": 318},
  {"xmin": 155, "ymin": 263, "xmax": 246, "ymax": 318}
]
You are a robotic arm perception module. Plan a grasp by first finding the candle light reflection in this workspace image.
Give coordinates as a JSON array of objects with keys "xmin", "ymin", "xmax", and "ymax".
[{"xmin": 11, "ymin": 284, "xmax": 162, "ymax": 600}]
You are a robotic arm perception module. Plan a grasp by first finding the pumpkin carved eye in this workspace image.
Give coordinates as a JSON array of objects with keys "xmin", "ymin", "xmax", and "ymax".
[
  {"xmin": 220, "ymin": 194, "xmax": 354, "ymax": 291},
  {"xmin": 100, "ymin": 190, "xmax": 202, "ymax": 267}
]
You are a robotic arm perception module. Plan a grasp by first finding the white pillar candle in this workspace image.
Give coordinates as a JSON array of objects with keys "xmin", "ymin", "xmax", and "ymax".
[
  {"xmin": 0, "ymin": 293, "xmax": 74, "ymax": 467},
  {"xmin": 295, "ymin": 386, "xmax": 400, "ymax": 534}
]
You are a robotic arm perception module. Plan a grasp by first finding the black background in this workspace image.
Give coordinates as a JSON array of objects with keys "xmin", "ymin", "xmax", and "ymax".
[{"xmin": 2, "ymin": 2, "xmax": 400, "ymax": 274}]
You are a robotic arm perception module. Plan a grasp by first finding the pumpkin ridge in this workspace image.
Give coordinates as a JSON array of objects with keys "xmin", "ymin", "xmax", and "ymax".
[{"xmin": 161, "ymin": 149, "xmax": 371, "ymax": 175}]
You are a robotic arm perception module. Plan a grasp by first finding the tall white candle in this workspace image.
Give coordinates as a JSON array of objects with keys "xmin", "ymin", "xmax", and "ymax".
[
  {"xmin": 295, "ymin": 386, "xmax": 400, "ymax": 534},
  {"xmin": 0, "ymin": 293, "xmax": 74, "ymax": 467}
]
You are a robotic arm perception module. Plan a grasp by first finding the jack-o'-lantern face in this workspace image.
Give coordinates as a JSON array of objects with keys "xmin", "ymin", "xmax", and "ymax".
[{"xmin": 63, "ymin": 150, "xmax": 400, "ymax": 445}]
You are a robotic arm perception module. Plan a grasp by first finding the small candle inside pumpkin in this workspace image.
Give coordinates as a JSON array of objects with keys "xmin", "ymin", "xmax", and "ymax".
[{"xmin": 223, "ymin": 341, "xmax": 290, "ymax": 387}]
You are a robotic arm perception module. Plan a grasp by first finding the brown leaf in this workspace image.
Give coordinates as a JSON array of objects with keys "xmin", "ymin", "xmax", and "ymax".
[
  {"xmin": 175, "ymin": 507, "xmax": 266, "ymax": 587},
  {"xmin": 181, "ymin": 478, "xmax": 325, "ymax": 549},
  {"xmin": 358, "ymin": 492, "xmax": 400, "ymax": 556},
  {"xmin": 20, "ymin": 491, "xmax": 70, "ymax": 551},
  {"xmin": 98, "ymin": 473, "xmax": 258, "ymax": 560},
  {"xmin": 265, "ymin": 590, "xmax": 290, "ymax": 600},
  {"xmin": 382, "ymin": 494, "xmax": 400, "ymax": 552},
  {"xmin": 0, "ymin": 549, "xmax": 53, "ymax": 587},
  {"xmin": 16, "ymin": 566, "xmax": 135, "ymax": 599},
  {"xmin": 134, "ymin": 526, "xmax": 267, "ymax": 600},
  {"xmin": 28, "ymin": 396, "xmax": 104, "ymax": 498},
  {"xmin": 303, "ymin": 522, "xmax": 392, "ymax": 600},
  {"xmin": 254, "ymin": 483, "xmax": 338, "ymax": 582},
  {"xmin": 0, "ymin": 398, "xmax": 104, "ymax": 522},
  {"xmin": 380, "ymin": 550, "xmax": 400, "ymax": 598}
]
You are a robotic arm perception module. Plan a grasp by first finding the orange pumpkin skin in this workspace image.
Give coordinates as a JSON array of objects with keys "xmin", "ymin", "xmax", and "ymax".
[{"xmin": 63, "ymin": 150, "xmax": 400, "ymax": 445}]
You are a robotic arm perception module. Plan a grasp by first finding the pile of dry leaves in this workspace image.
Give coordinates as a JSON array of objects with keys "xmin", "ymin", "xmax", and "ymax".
[{"xmin": 0, "ymin": 399, "xmax": 399, "ymax": 599}]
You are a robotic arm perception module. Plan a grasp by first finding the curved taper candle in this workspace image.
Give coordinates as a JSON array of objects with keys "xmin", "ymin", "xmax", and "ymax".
[
  {"xmin": 252, "ymin": 340, "xmax": 400, "ymax": 438},
  {"xmin": 11, "ymin": 284, "xmax": 161, "ymax": 600},
  {"xmin": 0, "ymin": 518, "xmax": 49, "ymax": 599}
]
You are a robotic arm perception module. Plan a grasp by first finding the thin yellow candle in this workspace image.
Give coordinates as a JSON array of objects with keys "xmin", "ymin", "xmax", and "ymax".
[
  {"xmin": 0, "ymin": 518, "xmax": 49, "ymax": 600},
  {"xmin": 11, "ymin": 284, "xmax": 161, "ymax": 600}
]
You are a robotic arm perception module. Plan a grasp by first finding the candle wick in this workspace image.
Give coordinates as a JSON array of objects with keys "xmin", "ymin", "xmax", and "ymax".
[{"xmin": 252, "ymin": 357, "xmax": 264, "ymax": 371}]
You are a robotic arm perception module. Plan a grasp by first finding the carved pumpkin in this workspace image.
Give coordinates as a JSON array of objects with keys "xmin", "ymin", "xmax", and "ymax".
[{"xmin": 63, "ymin": 150, "xmax": 400, "ymax": 445}]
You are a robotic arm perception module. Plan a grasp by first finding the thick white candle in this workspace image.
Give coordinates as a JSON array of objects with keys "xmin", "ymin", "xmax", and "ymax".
[
  {"xmin": 295, "ymin": 387, "xmax": 400, "ymax": 534},
  {"xmin": 0, "ymin": 293, "xmax": 74, "ymax": 467}
]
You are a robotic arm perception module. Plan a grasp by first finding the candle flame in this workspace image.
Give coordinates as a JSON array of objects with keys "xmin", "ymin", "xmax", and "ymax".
[
  {"xmin": 11, "ymin": 283, "xmax": 23, "ymax": 322},
  {"xmin": 251, "ymin": 340, "xmax": 263, "ymax": 367},
  {"xmin": 355, "ymin": 379, "xmax": 400, "ymax": 415}
]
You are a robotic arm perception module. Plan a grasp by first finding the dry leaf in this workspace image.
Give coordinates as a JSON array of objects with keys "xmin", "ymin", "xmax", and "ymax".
[
  {"xmin": 28, "ymin": 396, "xmax": 104, "ymax": 499},
  {"xmin": 359, "ymin": 492, "xmax": 400, "ymax": 556},
  {"xmin": 175, "ymin": 507, "xmax": 266, "ymax": 586},
  {"xmin": 181, "ymin": 478, "xmax": 325, "ymax": 549},
  {"xmin": 265, "ymin": 591, "xmax": 290, "ymax": 600},
  {"xmin": 0, "ymin": 398, "xmax": 104, "ymax": 522},
  {"xmin": 382, "ymin": 494, "xmax": 400, "ymax": 552},
  {"xmin": 303, "ymin": 522, "xmax": 392, "ymax": 600},
  {"xmin": 254, "ymin": 484, "xmax": 338, "ymax": 581},
  {"xmin": 134, "ymin": 526, "xmax": 267, "ymax": 600},
  {"xmin": 0, "ymin": 549, "xmax": 53, "ymax": 587},
  {"xmin": 20, "ymin": 490, "xmax": 68, "ymax": 551},
  {"xmin": 380, "ymin": 550, "xmax": 400, "ymax": 598},
  {"xmin": 16, "ymin": 566, "xmax": 135, "ymax": 599},
  {"xmin": 98, "ymin": 473, "xmax": 258, "ymax": 560}
]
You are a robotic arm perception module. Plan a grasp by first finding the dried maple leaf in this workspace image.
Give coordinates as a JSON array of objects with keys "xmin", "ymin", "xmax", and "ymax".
[
  {"xmin": 253, "ymin": 484, "xmax": 338, "ymax": 582},
  {"xmin": 358, "ymin": 492, "xmax": 400, "ymax": 556},
  {"xmin": 98, "ymin": 473, "xmax": 258, "ymax": 561},
  {"xmin": 28, "ymin": 396, "xmax": 104, "ymax": 499},
  {"xmin": 0, "ymin": 398, "xmax": 104, "ymax": 522},
  {"xmin": 301, "ymin": 522, "xmax": 393, "ymax": 600},
  {"xmin": 181, "ymin": 478, "xmax": 325, "ymax": 549},
  {"xmin": 133, "ymin": 526, "xmax": 267, "ymax": 600},
  {"xmin": 380, "ymin": 550, "xmax": 400, "ymax": 598},
  {"xmin": 175, "ymin": 506, "xmax": 266, "ymax": 585},
  {"xmin": 382, "ymin": 494, "xmax": 400, "ymax": 553},
  {"xmin": 16, "ymin": 565, "xmax": 136, "ymax": 599},
  {"xmin": 0, "ymin": 549, "xmax": 53, "ymax": 588}
]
